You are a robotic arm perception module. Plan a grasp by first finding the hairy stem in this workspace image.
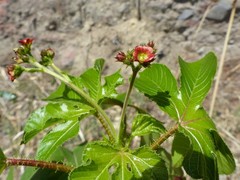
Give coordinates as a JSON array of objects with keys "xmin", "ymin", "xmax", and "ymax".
[
  {"xmin": 6, "ymin": 158, "xmax": 74, "ymax": 173},
  {"xmin": 30, "ymin": 59, "xmax": 117, "ymax": 142},
  {"xmin": 151, "ymin": 124, "xmax": 179, "ymax": 150},
  {"xmin": 118, "ymin": 66, "xmax": 141, "ymax": 145}
]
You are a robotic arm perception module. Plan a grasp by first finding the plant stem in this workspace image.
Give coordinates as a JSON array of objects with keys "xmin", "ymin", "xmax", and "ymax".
[
  {"xmin": 30, "ymin": 59, "xmax": 117, "ymax": 142},
  {"xmin": 151, "ymin": 124, "xmax": 179, "ymax": 150},
  {"xmin": 118, "ymin": 67, "xmax": 141, "ymax": 145},
  {"xmin": 6, "ymin": 158, "xmax": 73, "ymax": 173}
]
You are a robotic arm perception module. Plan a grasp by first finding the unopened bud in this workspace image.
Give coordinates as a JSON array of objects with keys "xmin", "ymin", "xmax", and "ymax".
[
  {"xmin": 40, "ymin": 48, "xmax": 55, "ymax": 66},
  {"xmin": 6, "ymin": 64, "xmax": 24, "ymax": 82}
]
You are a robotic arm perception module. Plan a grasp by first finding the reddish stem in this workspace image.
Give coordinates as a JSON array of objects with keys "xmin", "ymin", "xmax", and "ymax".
[
  {"xmin": 151, "ymin": 124, "xmax": 179, "ymax": 150},
  {"xmin": 6, "ymin": 158, "xmax": 74, "ymax": 173}
]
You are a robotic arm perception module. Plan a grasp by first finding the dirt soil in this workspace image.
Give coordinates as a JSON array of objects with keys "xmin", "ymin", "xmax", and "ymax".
[{"xmin": 0, "ymin": 0, "xmax": 240, "ymax": 179}]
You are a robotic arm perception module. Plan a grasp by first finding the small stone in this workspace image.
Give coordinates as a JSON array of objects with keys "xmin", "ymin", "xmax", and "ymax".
[
  {"xmin": 174, "ymin": 0, "xmax": 190, "ymax": 3},
  {"xmin": 207, "ymin": 0, "xmax": 232, "ymax": 21},
  {"xmin": 178, "ymin": 9, "xmax": 194, "ymax": 20}
]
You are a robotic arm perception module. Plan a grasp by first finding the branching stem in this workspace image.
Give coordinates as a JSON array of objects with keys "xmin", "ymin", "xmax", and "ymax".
[
  {"xmin": 30, "ymin": 59, "xmax": 117, "ymax": 142},
  {"xmin": 151, "ymin": 124, "xmax": 179, "ymax": 150},
  {"xmin": 6, "ymin": 158, "xmax": 74, "ymax": 173}
]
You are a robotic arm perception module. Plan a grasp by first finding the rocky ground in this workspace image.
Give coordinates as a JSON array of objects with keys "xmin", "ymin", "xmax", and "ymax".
[{"xmin": 0, "ymin": 0, "xmax": 240, "ymax": 179}]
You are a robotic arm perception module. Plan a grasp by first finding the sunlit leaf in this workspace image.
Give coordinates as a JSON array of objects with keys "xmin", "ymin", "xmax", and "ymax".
[
  {"xmin": 102, "ymin": 70, "xmax": 124, "ymax": 99},
  {"xmin": 134, "ymin": 63, "xmax": 182, "ymax": 119},
  {"xmin": 36, "ymin": 120, "xmax": 80, "ymax": 160},
  {"xmin": 135, "ymin": 52, "xmax": 235, "ymax": 178},
  {"xmin": 179, "ymin": 52, "xmax": 217, "ymax": 111},
  {"xmin": 94, "ymin": 58, "xmax": 105, "ymax": 73},
  {"xmin": 131, "ymin": 114, "xmax": 166, "ymax": 137},
  {"xmin": 70, "ymin": 143, "xmax": 167, "ymax": 180},
  {"xmin": 22, "ymin": 102, "xmax": 93, "ymax": 144}
]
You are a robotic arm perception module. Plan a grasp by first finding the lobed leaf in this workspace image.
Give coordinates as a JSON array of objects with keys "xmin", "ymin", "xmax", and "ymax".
[
  {"xmin": 70, "ymin": 143, "xmax": 168, "ymax": 180},
  {"xmin": 131, "ymin": 114, "xmax": 166, "ymax": 137}
]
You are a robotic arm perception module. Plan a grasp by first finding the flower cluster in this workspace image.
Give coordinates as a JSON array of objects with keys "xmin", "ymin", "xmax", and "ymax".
[
  {"xmin": 115, "ymin": 41, "xmax": 156, "ymax": 67},
  {"xmin": 6, "ymin": 37, "xmax": 56, "ymax": 82}
]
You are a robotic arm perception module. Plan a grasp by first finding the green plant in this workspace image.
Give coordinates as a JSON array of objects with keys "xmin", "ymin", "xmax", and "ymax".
[{"xmin": 1, "ymin": 38, "xmax": 236, "ymax": 179}]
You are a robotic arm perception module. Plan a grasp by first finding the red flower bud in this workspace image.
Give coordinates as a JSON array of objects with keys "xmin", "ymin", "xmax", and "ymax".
[
  {"xmin": 147, "ymin": 41, "xmax": 154, "ymax": 48},
  {"xmin": 6, "ymin": 64, "xmax": 24, "ymax": 82},
  {"xmin": 18, "ymin": 38, "xmax": 34, "ymax": 46},
  {"xmin": 133, "ymin": 45, "xmax": 155, "ymax": 64},
  {"xmin": 115, "ymin": 51, "xmax": 126, "ymax": 62}
]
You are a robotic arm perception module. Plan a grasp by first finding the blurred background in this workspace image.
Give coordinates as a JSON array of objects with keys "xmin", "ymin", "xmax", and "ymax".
[{"xmin": 0, "ymin": 0, "xmax": 240, "ymax": 179}]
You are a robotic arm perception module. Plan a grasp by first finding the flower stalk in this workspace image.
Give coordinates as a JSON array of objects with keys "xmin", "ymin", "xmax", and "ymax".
[{"xmin": 118, "ymin": 65, "xmax": 141, "ymax": 145}]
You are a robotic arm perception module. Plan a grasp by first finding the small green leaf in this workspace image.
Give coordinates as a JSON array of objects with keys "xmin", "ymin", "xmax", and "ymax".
[
  {"xmin": 102, "ymin": 70, "xmax": 124, "ymax": 99},
  {"xmin": 94, "ymin": 58, "xmax": 105, "ymax": 72},
  {"xmin": 80, "ymin": 68, "xmax": 102, "ymax": 101},
  {"xmin": 131, "ymin": 114, "xmax": 166, "ymax": 137},
  {"xmin": 21, "ymin": 167, "xmax": 37, "ymax": 180},
  {"xmin": 0, "ymin": 148, "xmax": 6, "ymax": 174},
  {"xmin": 70, "ymin": 143, "xmax": 167, "ymax": 180},
  {"xmin": 46, "ymin": 78, "xmax": 84, "ymax": 103},
  {"xmin": 80, "ymin": 61, "xmax": 123, "ymax": 102},
  {"xmin": 36, "ymin": 120, "xmax": 79, "ymax": 160}
]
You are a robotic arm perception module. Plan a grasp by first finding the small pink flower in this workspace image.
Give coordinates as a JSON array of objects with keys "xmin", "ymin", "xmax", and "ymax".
[
  {"xmin": 18, "ymin": 38, "xmax": 34, "ymax": 46},
  {"xmin": 115, "ymin": 51, "xmax": 126, "ymax": 62},
  {"xmin": 133, "ymin": 45, "xmax": 155, "ymax": 64}
]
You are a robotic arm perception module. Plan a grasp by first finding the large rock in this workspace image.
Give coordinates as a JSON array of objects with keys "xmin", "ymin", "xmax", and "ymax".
[{"xmin": 207, "ymin": 0, "xmax": 232, "ymax": 21}]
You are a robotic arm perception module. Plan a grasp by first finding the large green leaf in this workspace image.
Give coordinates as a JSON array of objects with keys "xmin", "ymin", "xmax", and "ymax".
[
  {"xmin": 131, "ymin": 114, "xmax": 166, "ymax": 137},
  {"xmin": 134, "ymin": 63, "xmax": 182, "ymax": 119},
  {"xmin": 179, "ymin": 52, "xmax": 217, "ymax": 112},
  {"xmin": 70, "ymin": 143, "xmax": 168, "ymax": 180},
  {"xmin": 22, "ymin": 102, "xmax": 93, "ymax": 144},
  {"xmin": 0, "ymin": 148, "xmax": 6, "ymax": 174},
  {"xmin": 36, "ymin": 120, "xmax": 80, "ymax": 160},
  {"xmin": 135, "ymin": 52, "xmax": 235, "ymax": 178}
]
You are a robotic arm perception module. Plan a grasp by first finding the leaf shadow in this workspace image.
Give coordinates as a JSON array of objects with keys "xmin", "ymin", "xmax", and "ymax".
[{"xmin": 146, "ymin": 91, "xmax": 171, "ymax": 107}]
